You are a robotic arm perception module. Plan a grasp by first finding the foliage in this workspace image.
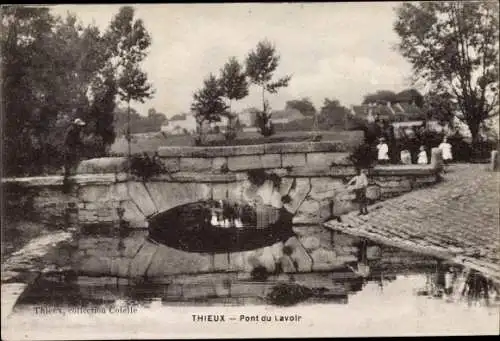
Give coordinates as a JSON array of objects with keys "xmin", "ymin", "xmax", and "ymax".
[
  {"xmin": 219, "ymin": 57, "xmax": 248, "ymax": 139},
  {"xmin": 253, "ymin": 102, "xmax": 275, "ymax": 137},
  {"xmin": 362, "ymin": 89, "xmax": 424, "ymax": 106},
  {"xmin": 223, "ymin": 116, "xmax": 239, "ymax": 142},
  {"xmin": 394, "ymin": 1, "xmax": 499, "ymax": 146},
  {"xmin": 348, "ymin": 143, "xmax": 377, "ymax": 169},
  {"xmin": 285, "ymin": 97, "xmax": 317, "ymax": 117},
  {"xmin": 114, "ymin": 107, "xmax": 167, "ymax": 135},
  {"xmin": 317, "ymin": 98, "xmax": 351, "ymax": 130},
  {"xmin": 191, "ymin": 73, "xmax": 229, "ymax": 145},
  {"xmin": 363, "ymin": 90, "xmax": 398, "ymax": 104},
  {"xmin": 422, "ymin": 88, "xmax": 457, "ymax": 124},
  {"xmin": 219, "ymin": 56, "xmax": 249, "ymax": 111},
  {"xmin": 1, "ymin": 6, "xmax": 119, "ymax": 176},
  {"xmin": 396, "ymin": 88, "xmax": 424, "ymax": 107},
  {"xmin": 245, "ymin": 40, "xmax": 292, "ymax": 136},
  {"xmin": 106, "ymin": 6, "xmax": 154, "ymax": 157},
  {"xmin": 129, "ymin": 153, "xmax": 165, "ymax": 180},
  {"xmin": 85, "ymin": 71, "xmax": 118, "ymax": 157},
  {"xmin": 445, "ymin": 131, "xmax": 496, "ymax": 162}
]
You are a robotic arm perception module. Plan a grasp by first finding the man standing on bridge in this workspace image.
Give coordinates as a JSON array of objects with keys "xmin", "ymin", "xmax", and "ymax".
[{"xmin": 63, "ymin": 118, "xmax": 86, "ymax": 190}]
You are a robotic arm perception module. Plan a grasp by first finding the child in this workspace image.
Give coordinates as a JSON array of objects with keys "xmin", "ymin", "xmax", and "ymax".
[
  {"xmin": 376, "ymin": 137, "xmax": 390, "ymax": 165},
  {"xmin": 439, "ymin": 137, "xmax": 453, "ymax": 165},
  {"xmin": 417, "ymin": 145, "xmax": 428, "ymax": 164},
  {"xmin": 348, "ymin": 168, "xmax": 369, "ymax": 215},
  {"xmin": 400, "ymin": 149, "xmax": 412, "ymax": 165}
]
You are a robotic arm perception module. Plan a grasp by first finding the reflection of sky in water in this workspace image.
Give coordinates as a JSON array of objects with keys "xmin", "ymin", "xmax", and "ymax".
[{"xmin": 4, "ymin": 274, "xmax": 499, "ymax": 339}]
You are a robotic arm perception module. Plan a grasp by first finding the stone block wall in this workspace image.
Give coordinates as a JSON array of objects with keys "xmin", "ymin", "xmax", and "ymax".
[{"xmin": 2, "ymin": 139, "xmax": 444, "ymax": 278}]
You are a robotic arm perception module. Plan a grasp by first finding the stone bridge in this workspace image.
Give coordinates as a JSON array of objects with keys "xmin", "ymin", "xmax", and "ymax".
[{"xmin": 3, "ymin": 138, "xmax": 444, "ymax": 280}]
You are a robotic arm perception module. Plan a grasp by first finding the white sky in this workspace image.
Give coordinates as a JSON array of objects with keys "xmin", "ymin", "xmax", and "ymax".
[{"xmin": 49, "ymin": 2, "xmax": 414, "ymax": 118}]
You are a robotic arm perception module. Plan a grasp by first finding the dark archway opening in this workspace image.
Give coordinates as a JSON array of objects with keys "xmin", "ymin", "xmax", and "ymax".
[{"xmin": 147, "ymin": 200, "xmax": 294, "ymax": 253}]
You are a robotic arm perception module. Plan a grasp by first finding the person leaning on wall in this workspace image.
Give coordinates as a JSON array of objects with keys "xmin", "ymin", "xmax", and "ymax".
[{"xmin": 63, "ymin": 118, "xmax": 86, "ymax": 189}]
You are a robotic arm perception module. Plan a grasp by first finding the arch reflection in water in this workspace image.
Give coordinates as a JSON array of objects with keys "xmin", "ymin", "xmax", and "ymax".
[{"xmin": 147, "ymin": 200, "xmax": 295, "ymax": 253}]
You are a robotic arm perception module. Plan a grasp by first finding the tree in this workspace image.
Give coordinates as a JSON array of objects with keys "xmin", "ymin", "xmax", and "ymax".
[
  {"xmin": 285, "ymin": 98, "xmax": 317, "ymax": 117},
  {"xmin": 245, "ymin": 40, "xmax": 292, "ymax": 136},
  {"xmin": 396, "ymin": 88, "xmax": 424, "ymax": 107},
  {"xmin": 147, "ymin": 108, "xmax": 167, "ymax": 126},
  {"xmin": 105, "ymin": 6, "xmax": 154, "ymax": 163},
  {"xmin": 191, "ymin": 73, "xmax": 229, "ymax": 144},
  {"xmin": 219, "ymin": 56, "xmax": 249, "ymax": 139},
  {"xmin": 362, "ymin": 90, "xmax": 398, "ymax": 104},
  {"xmin": 85, "ymin": 71, "xmax": 118, "ymax": 157},
  {"xmin": 1, "ymin": 6, "xmax": 55, "ymax": 175},
  {"xmin": 219, "ymin": 56, "xmax": 249, "ymax": 113},
  {"xmin": 423, "ymin": 88, "xmax": 457, "ymax": 124},
  {"xmin": 317, "ymin": 98, "xmax": 351, "ymax": 130},
  {"xmin": 1, "ymin": 6, "xmax": 118, "ymax": 175},
  {"xmin": 394, "ymin": 1, "xmax": 499, "ymax": 147}
]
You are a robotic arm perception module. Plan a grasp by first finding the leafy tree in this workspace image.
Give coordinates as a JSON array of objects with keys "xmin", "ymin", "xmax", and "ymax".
[
  {"xmin": 105, "ymin": 6, "xmax": 154, "ymax": 162},
  {"xmin": 85, "ymin": 71, "xmax": 118, "ymax": 157},
  {"xmin": 396, "ymin": 88, "xmax": 424, "ymax": 107},
  {"xmin": 219, "ymin": 56, "xmax": 249, "ymax": 139},
  {"xmin": 394, "ymin": 1, "xmax": 499, "ymax": 146},
  {"xmin": 285, "ymin": 97, "xmax": 317, "ymax": 117},
  {"xmin": 219, "ymin": 56, "xmax": 249, "ymax": 113},
  {"xmin": 146, "ymin": 108, "xmax": 167, "ymax": 126},
  {"xmin": 245, "ymin": 40, "xmax": 292, "ymax": 136},
  {"xmin": 362, "ymin": 90, "xmax": 398, "ymax": 104},
  {"xmin": 317, "ymin": 98, "xmax": 351, "ymax": 130},
  {"xmin": 423, "ymin": 88, "xmax": 457, "ymax": 124},
  {"xmin": 1, "ymin": 6, "xmax": 55, "ymax": 175},
  {"xmin": 1, "ymin": 6, "xmax": 118, "ymax": 175},
  {"xmin": 191, "ymin": 73, "xmax": 229, "ymax": 144}
]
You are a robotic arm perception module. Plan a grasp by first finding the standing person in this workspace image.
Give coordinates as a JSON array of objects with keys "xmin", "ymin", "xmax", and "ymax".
[
  {"xmin": 417, "ymin": 145, "xmax": 428, "ymax": 165},
  {"xmin": 63, "ymin": 118, "xmax": 86, "ymax": 185},
  {"xmin": 376, "ymin": 137, "xmax": 390, "ymax": 165},
  {"xmin": 347, "ymin": 168, "xmax": 369, "ymax": 216},
  {"xmin": 439, "ymin": 137, "xmax": 453, "ymax": 166},
  {"xmin": 400, "ymin": 149, "xmax": 412, "ymax": 164}
]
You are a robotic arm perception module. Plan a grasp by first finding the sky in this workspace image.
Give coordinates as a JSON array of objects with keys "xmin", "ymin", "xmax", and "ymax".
[{"xmin": 50, "ymin": 2, "xmax": 415, "ymax": 118}]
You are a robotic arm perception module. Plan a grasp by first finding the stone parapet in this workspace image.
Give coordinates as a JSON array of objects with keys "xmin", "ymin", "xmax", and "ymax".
[{"xmin": 157, "ymin": 140, "xmax": 353, "ymax": 158}]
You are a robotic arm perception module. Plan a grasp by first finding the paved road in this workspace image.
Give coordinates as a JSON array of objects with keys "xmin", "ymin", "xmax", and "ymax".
[{"xmin": 325, "ymin": 163, "xmax": 500, "ymax": 283}]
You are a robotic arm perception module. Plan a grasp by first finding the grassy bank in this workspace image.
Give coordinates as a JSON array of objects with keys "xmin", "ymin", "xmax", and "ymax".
[{"xmin": 109, "ymin": 130, "xmax": 365, "ymax": 155}]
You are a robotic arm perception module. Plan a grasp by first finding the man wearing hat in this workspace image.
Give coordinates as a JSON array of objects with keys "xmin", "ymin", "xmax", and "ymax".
[{"xmin": 64, "ymin": 118, "xmax": 86, "ymax": 183}]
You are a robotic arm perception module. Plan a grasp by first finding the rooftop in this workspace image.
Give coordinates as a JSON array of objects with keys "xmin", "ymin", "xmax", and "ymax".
[{"xmin": 324, "ymin": 164, "xmax": 500, "ymax": 283}]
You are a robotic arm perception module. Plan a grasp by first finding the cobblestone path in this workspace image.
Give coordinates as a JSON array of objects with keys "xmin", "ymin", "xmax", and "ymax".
[{"xmin": 325, "ymin": 164, "xmax": 500, "ymax": 283}]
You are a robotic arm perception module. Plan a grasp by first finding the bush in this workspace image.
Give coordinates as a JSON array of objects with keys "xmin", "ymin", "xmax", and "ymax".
[
  {"xmin": 446, "ymin": 134, "xmax": 471, "ymax": 162},
  {"xmin": 348, "ymin": 143, "xmax": 377, "ymax": 169},
  {"xmin": 470, "ymin": 140, "xmax": 498, "ymax": 161},
  {"xmin": 130, "ymin": 153, "xmax": 165, "ymax": 180}
]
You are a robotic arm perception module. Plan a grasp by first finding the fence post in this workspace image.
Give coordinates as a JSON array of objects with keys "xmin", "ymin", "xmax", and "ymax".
[
  {"xmin": 430, "ymin": 147, "xmax": 443, "ymax": 170},
  {"xmin": 490, "ymin": 150, "xmax": 499, "ymax": 171}
]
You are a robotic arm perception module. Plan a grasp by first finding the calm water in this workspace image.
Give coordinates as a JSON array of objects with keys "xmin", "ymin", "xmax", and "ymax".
[{"xmin": 4, "ymin": 268, "xmax": 499, "ymax": 339}]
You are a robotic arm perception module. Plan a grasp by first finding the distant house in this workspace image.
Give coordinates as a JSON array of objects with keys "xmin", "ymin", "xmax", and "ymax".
[
  {"xmin": 271, "ymin": 108, "xmax": 305, "ymax": 124},
  {"xmin": 349, "ymin": 99, "xmax": 447, "ymax": 139},
  {"xmin": 350, "ymin": 99, "xmax": 426, "ymax": 123},
  {"xmin": 203, "ymin": 116, "xmax": 230, "ymax": 133},
  {"xmin": 237, "ymin": 109, "xmax": 258, "ymax": 132},
  {"xmin": 161, "ymin": 113, "xmax": 197, "ymax": 135},
  {"xmin": 237, "ymin": 108, "xmax": 256, "ymax": 127}
]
